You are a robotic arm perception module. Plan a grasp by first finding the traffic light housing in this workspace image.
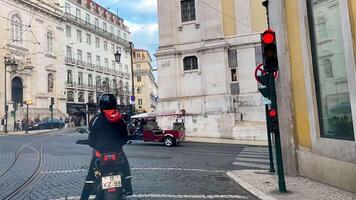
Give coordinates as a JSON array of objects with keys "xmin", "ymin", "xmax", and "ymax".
[
  {"xmin": 51, "ymin": 97, "xmax": 55, "ymax": 106},
  {"xmin": 49, "ymin": 97, "xmax": 55, "ymax": 112},
  {"xmin": 261, "ymin": 29, "xmax": 279, "ymax": 72},
  {"xmin": 268, "ymin": 108, "xmax": 278, "ymax": 132},
  {"xmin": 257, "ymin": 73, "xmax": 270, "ymax": 99}
]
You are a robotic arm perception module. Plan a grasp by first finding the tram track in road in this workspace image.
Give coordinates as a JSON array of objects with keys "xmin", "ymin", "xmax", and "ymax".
[
  {"xmin": 1, "ymin": 144, "xmax": 43, "ymax": 200},
  {"xmin": 0, "ymin": 144, "xmax": 27, "ymax": 179}
]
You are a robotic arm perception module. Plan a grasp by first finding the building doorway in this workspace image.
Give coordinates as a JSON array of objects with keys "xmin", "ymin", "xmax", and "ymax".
[{"xmin": 11, "ymin": 77, "xmax": 23, "ymax": 104}]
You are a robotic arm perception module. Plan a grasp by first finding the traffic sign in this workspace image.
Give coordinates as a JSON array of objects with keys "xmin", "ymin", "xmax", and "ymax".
[
  {"xmin": 262, "ymin": 97, "xmax": 271, "ymax": 105},
  {"xmin": 255, "ymin": 63, "xmax": 278, "ymax": 84},
  {"xmin": 130, "ymin": 95, "xmax": 135, "ymax": 102}
]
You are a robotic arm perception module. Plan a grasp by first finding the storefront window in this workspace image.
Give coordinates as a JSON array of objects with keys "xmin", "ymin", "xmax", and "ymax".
[{"xmin": 308, "ymin": 0, "xmax": 354, "ymax": 140}]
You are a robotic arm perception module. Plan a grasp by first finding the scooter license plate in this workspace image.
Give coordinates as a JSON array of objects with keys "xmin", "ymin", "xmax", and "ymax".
[{"xmin": 102, "ymin": 175, "xmax": 122, "ymax": 189}]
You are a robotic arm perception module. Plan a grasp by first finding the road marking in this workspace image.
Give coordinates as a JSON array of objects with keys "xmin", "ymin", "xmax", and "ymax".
[
  {"xmin": 235, "ymin": 157, "xmax": 269, "ymax": 163},
  {"xmin": 233, "ymin": 161, "xmax": 269, "ymax": 169},
  {"xmin": 51, "ymin": 194, "xmax": 248, "ymax": 200},
  {"xmin": 41, "ymin": 169, "xmax": 87, "ymax": 174},
  {"xmin": 237, "ymin": 154, "xmax": 269, "ymax": 159},
  {"xmin": 41, "ymin": 167, "xmax": 225, "ymax": 174},
  {"xmin": 132, "ymin": 167, "xmax": 225, "ymax": 173}
]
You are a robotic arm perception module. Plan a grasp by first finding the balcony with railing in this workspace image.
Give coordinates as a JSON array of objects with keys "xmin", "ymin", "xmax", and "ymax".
[
  {"xmin": 66, "ymin": 81, "xmax": 76, "ymax": 88},
  {"xmin": 86, "ymin": 62, "xmax": 95, "ymax": 70},
  {"xmin": 87, "ymin": 84, "xmax": 95, "ymax": 91},
  {"xmin": 63, "ymin": 12, "xmax": 130, "ymax": 48},
  {"xmin": 65, "ymin": 57, "xmax": 75, "ymax": 65},
  {"xmin": 76, "ymin": 59, "xmax": 85, "ymax": 67},
  {"xmin": 95, "ymin": 65, "xmax": 104, "ymax": 72}
]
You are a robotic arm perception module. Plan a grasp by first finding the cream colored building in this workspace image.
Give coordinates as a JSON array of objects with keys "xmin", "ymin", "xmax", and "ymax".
[
  {"xmin": 0, "ymin": 0, "xmax": 65, "ymax": 131},
  {"xmin": 133, "ymin": 49, "xmax": 158, "ymax": 113},
  {"xmin": 59, "ymin": 0, "xmax": 132, "ymax": 123},
  {"xmin": 268, "ymin": 0, "xmax": 356, "ymax": 193},
  {"xmin": 156, "ymin": 0, "xmax": 268, "ymax": 139}
]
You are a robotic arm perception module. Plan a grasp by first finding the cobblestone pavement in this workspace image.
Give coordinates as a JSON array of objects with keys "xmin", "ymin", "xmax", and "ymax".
[
  {"xmin": 229, "ymin": 170, "xmax": 356, "ymax": 200},
  {"xmin": 0, "ymin": 129, "xmax": 258, "ymax": 200}
]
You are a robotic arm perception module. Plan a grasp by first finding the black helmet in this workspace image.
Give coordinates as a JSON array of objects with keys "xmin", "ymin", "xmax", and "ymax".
[{"xmin": 99, "ymin": 93, "xmax": 117, "ymax": 110}]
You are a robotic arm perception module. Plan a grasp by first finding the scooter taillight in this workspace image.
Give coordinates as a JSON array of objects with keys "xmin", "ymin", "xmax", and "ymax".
[
  {"xmin": 95, "ymin": 151, "xmax": 101, "ymax": 158},
  {"xmin": 103, "ymin": 154, "xmax": 117, "ymax": 161}
]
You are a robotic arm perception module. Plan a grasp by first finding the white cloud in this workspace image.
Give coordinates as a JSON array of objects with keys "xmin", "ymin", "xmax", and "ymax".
[
  {"xmin": 125, "ymin": 21, "xmax": 158, "ymax": 35},
  {"xmin": 132, "ymin": 0, "xmax": 157, "ymax": 13}
]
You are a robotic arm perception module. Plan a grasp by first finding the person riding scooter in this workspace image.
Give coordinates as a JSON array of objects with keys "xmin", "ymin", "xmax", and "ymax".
[{"xmin": 80, "ymin": 93, "xmax": 133, "ymax": 200}]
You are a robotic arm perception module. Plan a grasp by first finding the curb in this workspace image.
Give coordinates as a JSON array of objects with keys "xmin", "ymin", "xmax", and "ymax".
[
  {"xmin": 185, "ymin": 137, "xmax": 268, "ymax": 146},
  {"xmin": 0, "ymin": 129, "xmax": 61, "ymax": 136},
  {"xmin": 227, "ymin": 171, "xmax": 277, "ymax": 200}
]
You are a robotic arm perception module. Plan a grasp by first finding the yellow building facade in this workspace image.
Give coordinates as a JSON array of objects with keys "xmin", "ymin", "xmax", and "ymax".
[
  {"xmin": 133, "ymin": 49, "xmax": 157, "ymax": 113},
  {"xmin": 269, "ymin": 0, "xmax": 356, "ymax": 192}
]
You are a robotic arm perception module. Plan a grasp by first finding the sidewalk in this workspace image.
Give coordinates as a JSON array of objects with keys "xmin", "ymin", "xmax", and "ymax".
[
  {"xmin": 227, "ymin": 170, "xmax": 356, "ymax": 200},
  {"xmin": 0, "ymin": 129, "xmax": 59, "ymax": 136},
  {"xmin": 185, "ymin": 136, "xmax": 268, "ymax": 146}
]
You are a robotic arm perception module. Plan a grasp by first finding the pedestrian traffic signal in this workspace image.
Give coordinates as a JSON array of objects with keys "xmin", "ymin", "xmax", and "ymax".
[
  {"xmin": 257, "ymin": 73, "xmax": 270, "ymax": 99},
  {"xmin": 51, "ymin": 97, "xmax": 55, "ymax": 106},
  {"xmin": 261, "ymin": 29, "xmax": 279, "ymax": 72},
  {"xmin": 269, "ymin": 108, "xmax": 278, "ymax": 132}
]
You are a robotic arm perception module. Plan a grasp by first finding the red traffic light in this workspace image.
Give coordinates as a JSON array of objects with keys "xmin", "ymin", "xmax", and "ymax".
[
  {"xmin": 262, "ymin": 30, "xmax": 275, "ymax": 44},
  {"xmin": 269, "ymin": 109, "xmax": 277, "ymax": 118}
]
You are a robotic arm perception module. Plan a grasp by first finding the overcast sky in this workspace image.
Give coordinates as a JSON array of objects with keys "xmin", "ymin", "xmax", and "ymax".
[{"xmin": 96, "ymin": 0, "xmax": 159, "ymax": 67}]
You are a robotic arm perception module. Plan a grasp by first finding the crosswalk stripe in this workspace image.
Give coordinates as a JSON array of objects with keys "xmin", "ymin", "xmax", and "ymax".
[
  {"xmin": 51, "ymin": 194, "xmax": 249, "ymax": 200},
  {"xmin": 237, "ymin": 154, "xmax": 269, "ymax": 159},
  {"xmin": 235, "ymin": 157, "xmax": 269, "ymax": 163},
  {"xmin": 233, "ymin": 161, "xmax": 269, "ymax": 169},
  {"xmin": 239, "ymin": 153, "xmax": 269, "ymax": 157}
]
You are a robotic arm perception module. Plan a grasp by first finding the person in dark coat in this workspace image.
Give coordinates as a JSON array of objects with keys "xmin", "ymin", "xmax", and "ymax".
[{"xmin": 80, "ymin": 93, "xmax": 132, "ymax": 200}]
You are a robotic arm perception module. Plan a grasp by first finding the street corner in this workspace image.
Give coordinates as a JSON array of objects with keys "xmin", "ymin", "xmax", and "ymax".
[{"xmin": 227, "ymin": 170, "xmax": 356, "ymax": 200}]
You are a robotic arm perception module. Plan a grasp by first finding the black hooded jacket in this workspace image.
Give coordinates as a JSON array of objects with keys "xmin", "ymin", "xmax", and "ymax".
[{"xmin": 88, "ymin": 110, "xmax": 129, "ymax": 153}]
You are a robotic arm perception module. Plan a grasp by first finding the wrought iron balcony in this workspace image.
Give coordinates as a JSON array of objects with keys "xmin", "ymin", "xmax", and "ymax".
[
  {"xmin": 63, "ymin": 12, "xmax": 130, "ymax": 48},
  {"xmin": 76, "ymin": 59, "xmax": 85, "ymax": 67},
  {"xmin": 65, "ymin": 57, "xmax": 75, "ymax": 65}
]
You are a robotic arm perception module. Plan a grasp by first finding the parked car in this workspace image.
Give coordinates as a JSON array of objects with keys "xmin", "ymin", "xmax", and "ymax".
[{"xmin": 30, "ymin": 118, "xmax": 65, "ymax": 130}]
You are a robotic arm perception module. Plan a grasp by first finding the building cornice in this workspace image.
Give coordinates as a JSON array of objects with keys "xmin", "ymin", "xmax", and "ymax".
[{"xmin": 16, "ymin": 0, "xmax": 63, "ymax": 21}]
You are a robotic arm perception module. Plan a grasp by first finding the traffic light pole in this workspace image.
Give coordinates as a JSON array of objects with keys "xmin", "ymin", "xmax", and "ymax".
[
  {"xmin": 268, "ymin": 72, "xmax": 286, "ymax": 192},
  {"xmin": 26, "ymin": 103, "xmax": 29, "ymax": 134},
  {"xmin": 51, "ymin": 110, "xmax": 54, "ymax": 129},
  {"xmin": 265, "ymin": 104, "xmax": 275, "ymax": 172}
]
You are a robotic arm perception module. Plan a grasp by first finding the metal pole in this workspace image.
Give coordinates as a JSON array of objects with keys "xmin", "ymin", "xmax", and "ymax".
[
  {"xmin": 265, "ymin": 104, "xmax": 275, "ymax": 172},
  {"xmin": 4, "ymin": 58, "xmax": 7, "ymax": 133},
  {"xmin": 129, "ymin": 42, "xmax": 135, "ymax": 115},
  {"xmin": 13, "ymin": 103, "xmax": 16, "ymax": 132},
  {"xmin": 51, "ymin": 109, "xmax": 54, "ymax": 129},
  {"xmin": 268, "ymin": 72, "xmax": 286, "ymax": 192},
  {"xmin": 26, "ymin": 103, "xmax": 29, "ymax": 134}
]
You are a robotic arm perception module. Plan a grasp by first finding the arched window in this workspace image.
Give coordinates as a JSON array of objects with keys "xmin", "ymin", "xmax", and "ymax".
[
  {"xmin": 47, "ymin": 31, "xmax": 54, "ymax": 53},
  {"xmin": 11, "ymin": 77, "xmax": 23, "ymax": 103},
  {"xmin": 48, "ymin": 73, "xmax": 54, "ymax": 93},
  {"xmin": 10, "ymin": 14, "xmax": 23, "ymax": 43}
]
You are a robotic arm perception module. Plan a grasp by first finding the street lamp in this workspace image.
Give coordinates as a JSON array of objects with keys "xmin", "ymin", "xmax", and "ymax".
[
  {"xmin": 114, "ymin": 50, "xmax": 121, "ymax": 64},
  {"xmin": 24, "ymin": 99, "xmax": 32, "ymax": 134},
  {"xmin": 3, "ymin": 56, "xmax": 18, "ymax": 133},
  {"xmin": 114, "ymin": 42, "xmax": 135, "ymax": 116}
]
